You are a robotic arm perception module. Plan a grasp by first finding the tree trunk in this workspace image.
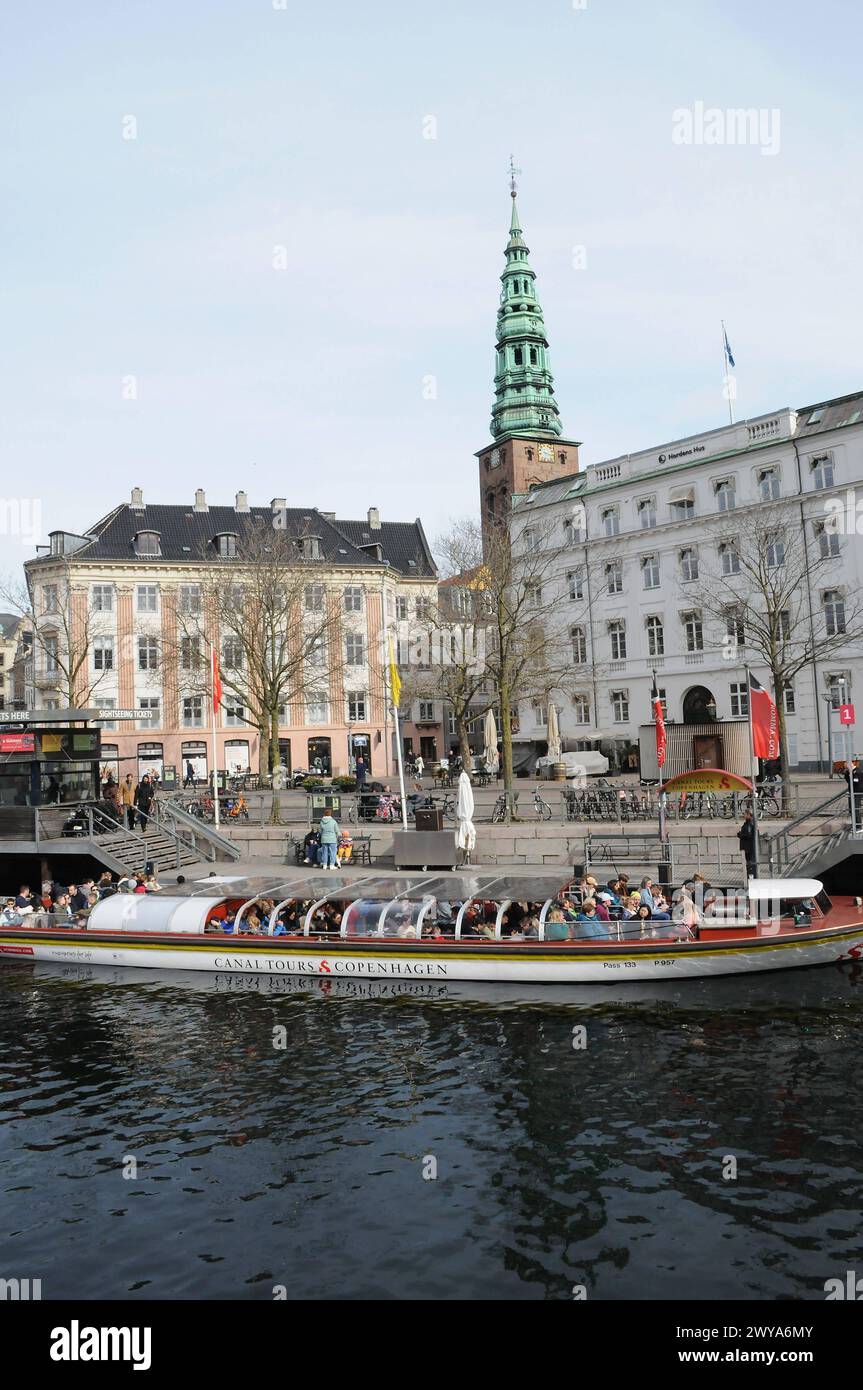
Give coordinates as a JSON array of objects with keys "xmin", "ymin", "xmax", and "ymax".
[
  {"xmin": 458, "ymin": 714, "xmax": 473, "ymax": 775},
  {"xmin": 499, "ymin": 676, "xmax": 515, "ymax": 821},
  {"xmin": 269, "ymin": 705, "xmax": 282, "ymax": 825},
  {"xmin": 259, "ymin": 723, "xmax": 270, "ymax": 780}
]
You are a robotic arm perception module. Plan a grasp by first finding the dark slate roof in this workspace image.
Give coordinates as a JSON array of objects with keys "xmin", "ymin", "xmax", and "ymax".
[
  {"xmin": 793, "ymin": 390, "xmax": 863, "ymax": 438},
  {"xmin": 29, "ymin": 505, "xmax": 435, "ymax": 574},
  {"xmin": 329, "ymin": 518, "xmax": 437, "ymax": 577}
]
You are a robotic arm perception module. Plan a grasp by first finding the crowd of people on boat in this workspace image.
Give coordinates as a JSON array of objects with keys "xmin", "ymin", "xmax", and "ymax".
[
  {"xmin": 0, "ymin": 869, "xmax": 163, "ymax": 930},
  {"xmin": 198, "ymin": 872, "xmax": 717, "ymax": 942}
]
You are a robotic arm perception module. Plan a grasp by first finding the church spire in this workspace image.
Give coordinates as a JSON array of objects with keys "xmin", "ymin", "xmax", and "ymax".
[{"xmin": 490, "ymin": 169, "xmax": 562, "ymax": 442}]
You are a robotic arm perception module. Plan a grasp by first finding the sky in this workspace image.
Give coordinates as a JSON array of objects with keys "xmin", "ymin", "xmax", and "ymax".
[{"xmin": 2, "ymin": 0, "xmax": 861, "ymax": 578}]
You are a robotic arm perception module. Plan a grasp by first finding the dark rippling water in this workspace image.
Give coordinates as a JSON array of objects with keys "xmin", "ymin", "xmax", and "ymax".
[{"xmin": 1, "ymin": 959, "xmax": 862, "ymax": 1301}]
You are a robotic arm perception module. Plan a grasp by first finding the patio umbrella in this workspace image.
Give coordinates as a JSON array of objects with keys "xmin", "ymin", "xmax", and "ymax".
[
  {"xmin": 456, "ymin": 770, "xmax": 476, "ymax": 863},
  {"xmin": 547, "ymin": 701, "xmax": 562, "ymax": 762},
  {"xmin": 483, "ymin": 709, "xmax": 499, "ymax": 773}
]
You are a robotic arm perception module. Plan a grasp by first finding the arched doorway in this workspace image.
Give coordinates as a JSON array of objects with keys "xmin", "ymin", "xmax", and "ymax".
[
  {"xmin": 682, "ymin": 686, "xmax": 718, "ymax": 723},
  {"xmin": 308, "ymin": 737, "xmax": 331, "ymax": 777}
]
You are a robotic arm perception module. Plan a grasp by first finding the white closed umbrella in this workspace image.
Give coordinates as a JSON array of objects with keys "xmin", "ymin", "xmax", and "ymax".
[
  {"xmin": 483, "ymin": 709, "xmax": 499, "ymax": 774},
  {"xmin": 456, "ymin": 770, "xmax": 476, "ymax": 863},
  {"xmin": 547, "ymin": 701, "xmax": 562, "ymax": 762}
]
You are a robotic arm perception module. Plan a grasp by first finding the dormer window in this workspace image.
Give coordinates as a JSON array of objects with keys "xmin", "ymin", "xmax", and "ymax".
[
  {"xmin": 215, "ymin": 532, "xmax": 238, "ymax": 558},
  {"xmin": 298, "ymin": 536, "xmax": 321, "ymax": 560},
  {"xmin": 134, "ymin": 531, "xmax": 161, "ymax": 557}
]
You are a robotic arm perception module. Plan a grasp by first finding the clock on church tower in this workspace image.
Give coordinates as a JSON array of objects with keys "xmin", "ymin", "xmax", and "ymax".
[{"xmin": 476, "ymin": 179, "xmax": 581, "ymax": 548}]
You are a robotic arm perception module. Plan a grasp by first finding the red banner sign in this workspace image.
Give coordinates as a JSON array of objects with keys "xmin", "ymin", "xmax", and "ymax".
[
  {"xmin": 0, "ymin": 733, "xmax": 35, "ymax": 753},
  {"xmin": 840, "ymin": 703, "xmax": 855, "ymax": 727}
]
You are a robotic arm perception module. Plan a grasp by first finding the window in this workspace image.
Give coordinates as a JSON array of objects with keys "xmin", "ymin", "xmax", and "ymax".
[
  {"xmin": 655, "ymin": 688, "xmax": 668, "ymax": 719},
  {"xmin": 601, "ymin": 507, "xmax": 619, "ymax": 537},
  {"xmin": 637, "ymin": 497, "xmax": 657, "ymax": 530},
  {"xmin": 679, "ymin": 547, "xmax": 699, "ymax": 582},
  {"xmin": 222, "ymin": 636, "xmax": 244, "ymax": 669},
  {"xmin": 306, "ymin": 637, "xmax": 327, "ymax": 668},
  {"xmin": 606, "ymin": 561, "xmax": 623, "ymax": 595},
  {"xmin": 306, "ymin": 693, "xmax": 329, "ymax": 723},
  {"xmin": 778, "ymin": 610, "xmax": 791, "ymax": 642},
  {"xmin": 416, "ymin": 596, "xmax": 431, "ymax": 621},
  {"xmin": 418, "ymin": 700, "xmax": 435, "ymax": 722},
  {"xmin": 563, "ymin": 514, "xmax": 585, "ymax": 545},
  {"xmin": 670, "ymin": 497, "xmax": 695, "ymax": 522},
  {"xmin": 344, "ymin": 587, "xmax": 363, "ymax": 613},
  {"xmin": 682, "ymin": 611, "xmax": 703, "ymax": 651},
  {"xmin": 93, "ymin": 636, "xmax": 114, "ymax": 671},
  {"xmin": 609, "ymin": 620, "xmax": 627, "ymax": 660},
  {"xmin": 827, "ymin": 674, "xmax": 850, "ymax": 709},
  {"xmin": 43, "ymin": 635, "xmax": 59, "ymax": 672},
  {"xmin": 227, "ymin": 584, "xmax": 245, "ymax": 615},
  {"xmin": 92, "ymin": 585, "xmax": 114, "ymax": 612},
  {"xmin": 572, "ymin": 694, "xmax": 590, "ymax": 724},
  {"xmin": 646, "ymin": 616, "xmax": 664, "ymax": 657},
  {"xmin": 725, "ymin": 607, "xmax": 745, "ymax": 646},
  {"xmin": 719, "ymin": 541, "xmax": 740, "ymax": 575},
  {"xmin": 304, "ymin": 585, "xmax": 324, "ymax": 612},
  {"xmin": 396, "ymin": 636, "xmax": 410, "ymax": 666},
  {"xmin": 532, "ymin": 700, "xmax": 547, "ymax": 727},
  {"xmin": 138, "ymin": 697, "xmax": 160, "ymax": 729},
  {"xmin": 345, "ymin": 634, "xmax": 365, "ymax": 664},
  {"xmin": 714, "ymin": 478, "xmax": 736, "ymax": 512},
  {"xmin": 396, "ymin": 595, "xmax": 408, "ymax": 621},
  {"xmin": 758, "ymin": 468, "xmax": 780, "ymax": 501},
  {"xmin": 347, "ymin": 692, "xmax": 366, "ymax": 722},
  {"xmin": 814, "ymin": 521, "xmax": 840, "ymax": 559},
  {"xmin": 526, "ymin": 581, "xmax": 543, "ymax": 608},
  {"xmin": 138, "ymin": 636, "xmax": 158, "ymax": 671},
  {"xmin": 137, "ymin": 584, "xmax": 158, "ymax": 614},
  {"xmin": 824, "ymin": 589, "xmax": 846, "ymax": 636},
  {"xmin": 730, "ymin": 682, "xmax": 749, "ymax": 718},
  {"xmin": 567, "ymin": 568, "xmax": 585, "ymax": 601},
  {"xmin": 766, "ymin": 533, "xmax": 785, "ymax": 568},
  {"xmin": 571, "ymin": 626, "xmax": 587, "ymax": 663},
  {"xmin": 811, "ymin": 453, "xmax": 834, "ymax": 490},
  {"xmin": 522, "ymin": 527, "xmax": 536, "ymax": 551},
  {"xmin": 217, "ymin": 533, "xmax": 237, "ymax": 558},
  {"xmin": 43, "ymin": 584, "xmax": 58, "ymax": 614},
  {"xmin": 225, "ymin": 703, "xmax": 247, "ymax": 727},
  {"xmin": 182, "ymin": 696, "xmax": 204, "ymax": 727},
  {"xmin": 134, "ymin": 531, "xmax": 161, "ymax": 557},
  {"xmin": 783, "ymin": 683, "xmax": 796, "ymax": 715},
  {"xmin": 94, "ymin": 697, "xmax": 116, "ymax": 730},
  {"xmin": 178, "ymin": 585, "xmax": 202, "ymax": 615},
  {"xmin": 180, "ymin": 637, "xmax": 201, "ymax": 670},
  {"xmin": 611, "ymin": 689, "xmax": 629, "ymax": 723},
  {"xmin": 641, "ymin": 554, "xmax": 660, "ymax": 589}
]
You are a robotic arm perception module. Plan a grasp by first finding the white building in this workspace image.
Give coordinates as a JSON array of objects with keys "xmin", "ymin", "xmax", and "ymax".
[{"xmin": 510, "ymin": 390, "xmax": 863, "ymax": 773}]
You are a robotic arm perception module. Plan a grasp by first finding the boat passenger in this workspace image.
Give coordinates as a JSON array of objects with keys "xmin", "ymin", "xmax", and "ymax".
[
  {"xmin": 15, "ymin": 886, "xmax": 35, "ymax": 914},
  {"xmin": 634, "ymin": 904, "xmax": 657, "ymax": 939},
  {"xmin": 574, "ymin": 900, "xmax": 610, "ymax": 940},
  {"xmin": 0, "ymin": 898, "xmax": 24, "ymax": 925},
  {"xmin": 523, "ymin": 917, "xmax": 540, "ymax": 939},
  {"xmin": 545, "ymin": 908, "xmax": 572, "ymax": 942},
  {"xmin": 639, "ymin": 878, "xmax": 670, "ymax": 920},
  {"xmin": 72, "ymin": 913, "xmax": 89, "ymax": 931},
  {"xmin": 221, "ymin": 911, "xmax": 237, "ymax": 935},
  {"xmin": 594, "ymin": 898, "xmax": 611, "ymax": 923}
]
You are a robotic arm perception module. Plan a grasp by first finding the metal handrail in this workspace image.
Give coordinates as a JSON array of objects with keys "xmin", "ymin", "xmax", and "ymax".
[
  {"xmin": 761, "ymin": 788, "xmax": 849, "ymax": 870},
  {"xmin": 155, "ymin": 797, "xmax": 243, "ymax": 862}
]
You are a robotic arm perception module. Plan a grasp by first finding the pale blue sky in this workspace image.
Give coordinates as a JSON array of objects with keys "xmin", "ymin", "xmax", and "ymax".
[{"xmin": 2, "ymin": 0, "xmax": 861, "ymax": 575}]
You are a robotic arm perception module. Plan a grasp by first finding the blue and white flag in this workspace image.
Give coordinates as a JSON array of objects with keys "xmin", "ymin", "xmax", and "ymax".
[{"xmin": 723, "ymin": 326, "xmax": 735, "ymax": 369}]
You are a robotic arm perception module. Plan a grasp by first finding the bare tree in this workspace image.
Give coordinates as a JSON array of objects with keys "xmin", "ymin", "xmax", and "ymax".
[
  {"xmin": 167, "ymin": 518, "xmax": 334, "ymax": 823},
  {"xmin": 692, "ymin": 503, "xmax": 863, "ymax": 785},
  {"xmin": 2, "ymin": 560, "xmax": 114, "ymax": 708}
]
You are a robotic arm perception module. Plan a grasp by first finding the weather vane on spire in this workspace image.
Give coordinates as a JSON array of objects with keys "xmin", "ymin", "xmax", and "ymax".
[{"xmin": 509, "ymin": 154, "xmax": 521, "ymax": 199}]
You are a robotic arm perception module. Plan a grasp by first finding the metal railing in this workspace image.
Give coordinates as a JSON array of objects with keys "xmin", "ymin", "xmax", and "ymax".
[
  {"xmin": 155, "ymin": 797, "xmax": 243, "ymax": 862},
  {"xmin": 761, "ymin": 788, "xmax": 850, "ymax": 871}
]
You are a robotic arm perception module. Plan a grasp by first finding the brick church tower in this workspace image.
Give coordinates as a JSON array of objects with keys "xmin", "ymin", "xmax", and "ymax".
[{"xmin": 477, "ymin": 174, "xmax": 580, "ymax": 547}]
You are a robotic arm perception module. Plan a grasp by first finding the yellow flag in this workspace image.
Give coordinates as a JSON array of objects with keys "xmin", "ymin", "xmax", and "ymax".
[{"xmin": 388, "ymin": 639, "xmax": 401, "ymax": 708}]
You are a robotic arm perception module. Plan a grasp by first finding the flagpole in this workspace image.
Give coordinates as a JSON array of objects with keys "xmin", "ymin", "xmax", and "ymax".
[
  {"xmin": 386, "ymin": 640, "xmax": 409, "ymax": 830},
  {"xmin": 745, "ymin": 665, "xmax": 759, "ymax": 880},
  {"xmin": 211, "ymin": 642, "xmax": 220, "ymax": 829},
  {"xmin": 722, "ymin": 320, "xmax": 734, "ymax": 425}
]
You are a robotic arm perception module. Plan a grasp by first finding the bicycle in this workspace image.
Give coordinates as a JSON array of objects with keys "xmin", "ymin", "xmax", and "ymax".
[{"xmin": 533, "ymin": 786, "xmax": 553, "ymax": 821}]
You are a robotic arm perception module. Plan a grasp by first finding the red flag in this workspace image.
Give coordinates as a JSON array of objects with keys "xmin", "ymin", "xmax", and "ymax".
[
  {"xmin": 652, "ymin": 677, "xmax": 666, "ymax": 768},
  {"xmin": 749, "ymin": 673, "xmax": 779, "ymax": 759},
  {"xmin": 212, "ymin": 646, "xmax": 222, "ymax": 713}
]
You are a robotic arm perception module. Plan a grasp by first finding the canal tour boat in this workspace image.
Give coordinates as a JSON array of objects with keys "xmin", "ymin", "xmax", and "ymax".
[{"xmin": 1, "ymin": 869, "xmax": 863, "ymax": 984}]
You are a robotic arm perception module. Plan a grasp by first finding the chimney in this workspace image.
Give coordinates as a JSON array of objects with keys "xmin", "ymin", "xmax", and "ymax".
[
  {"xmin": 235, "ymin": 490, "xmax": 249, "ymax": 512},
  {"xmin": 368, "ymin": 506, "xmax": 381, "ymax": 531},
  {"xmin": 130, "ymin": 487, "xmax": 144, "ymax": 510},
  {"xmin": 194, "ymin": 488, "xmax": 208, "ymax": 512},
  {"xmin": 271, "ymin": 497, "xmax": 286, "ymax": 512}
]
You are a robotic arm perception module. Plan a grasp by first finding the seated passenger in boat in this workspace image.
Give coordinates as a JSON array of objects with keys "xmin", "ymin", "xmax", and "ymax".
[
  {"xmin": 0, "ymin": 897, "xmax": 24, "ymax": 925},
  {"xmin": 221, "ymin": 911, "xmax": 238, "ymax": 934},
  {"xmin": 639, "ymin": 878, "xmax": 670, "ymax": 920},
  {"xmin": 669, "ymin": 888, "xmax": 701, "ymax": 940},
  {"xmin": 523, "ymin": 916, "xmax": 540, "ymax": 939},
  {"xmin": 594, "ymin": 897, "xmax": 611, "ymax": 922},
  {"xmin": 573, "ymin": 900, "xmax": 611, "ymax": 939},
  {"xmin": 545, "ymin": 907, "xmax": 572, "ymax": 942}
]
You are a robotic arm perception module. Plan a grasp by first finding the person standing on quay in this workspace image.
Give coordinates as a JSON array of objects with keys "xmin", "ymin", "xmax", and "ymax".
[
  {"xmin": 120, "ymin": 773, "xmax": 136, "ymax": 830},
  {"xmin": 738, "ymin": 809, "xmax": 757, "ymax": 880},
  {"xmin": 135, "ymin": 774, "xmax": 155, "ymax": 832},
  {"xmin": 355, "ymin": 755, "xmax": 366, "ymax": 790},
  {"xmin": 317, "ymin": 811, "xmax": 340, "ymax": 870}
]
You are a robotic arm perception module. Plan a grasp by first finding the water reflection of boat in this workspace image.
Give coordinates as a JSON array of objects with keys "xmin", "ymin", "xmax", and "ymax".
[
  {"xmin": 2, "ymin": 870, "xmax": 862, "ymax": 985},
  {"xmin": 12, "ymin": 956, "xmax": 863, "ymax": 1012}
]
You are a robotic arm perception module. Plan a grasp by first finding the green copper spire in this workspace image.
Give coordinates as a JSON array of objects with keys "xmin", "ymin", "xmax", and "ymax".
[{"xmin": 490, "ymin": 176, "xmax": 562, "ymax": 441}]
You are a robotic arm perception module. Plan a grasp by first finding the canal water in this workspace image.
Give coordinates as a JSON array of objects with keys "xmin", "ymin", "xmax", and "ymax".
[{"xmin": 1, "ymin": 960, "xmax": 861, "ymax": 1301}]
